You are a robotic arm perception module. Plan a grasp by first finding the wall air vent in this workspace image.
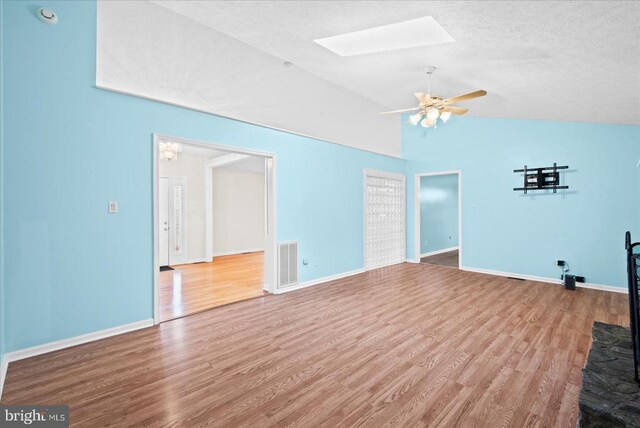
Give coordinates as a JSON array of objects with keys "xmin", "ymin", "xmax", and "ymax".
[{"xmin": 278, "ymin": 241, "xmax": 298, "ymax": 288}]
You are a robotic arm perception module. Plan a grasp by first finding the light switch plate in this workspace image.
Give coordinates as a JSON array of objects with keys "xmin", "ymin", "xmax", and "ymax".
[{"xmin": 108, "ymin": 201, "xmax": 118, "ymax": 213}]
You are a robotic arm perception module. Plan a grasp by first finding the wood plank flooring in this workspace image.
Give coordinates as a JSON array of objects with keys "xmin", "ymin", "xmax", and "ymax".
[
  {"xmin": 421, "ymin": 249, "xmax": 459, "ymax": 268},
  {"xmin": 160, "ymin": 252, "xmax": 266, "ymax": 322},
  {"xmin": 1, "ymin": 263, "xmax": 628, "ymax": 427}
]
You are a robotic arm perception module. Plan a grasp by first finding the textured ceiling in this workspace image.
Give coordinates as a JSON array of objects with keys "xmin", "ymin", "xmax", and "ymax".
[
  {"xmin": 97, "ymin": 1, "xmax": 400, "ymax": 157},
  {"xmin": 98, "ymin": 1, "xmax": 640, "ymax": 157}
]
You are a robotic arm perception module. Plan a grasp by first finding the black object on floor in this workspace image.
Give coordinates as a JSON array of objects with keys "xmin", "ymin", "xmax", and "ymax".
[
  {"xmin": 579, "ymin": 322, "xmax": 640, "ymax": 427},
  {"xmin": 564, "ymin": 274, "xmax": 576, "ymax": 290},
  {"xmin": 160, "ymin": 266, "xmax": 174, "ymax": 272}
]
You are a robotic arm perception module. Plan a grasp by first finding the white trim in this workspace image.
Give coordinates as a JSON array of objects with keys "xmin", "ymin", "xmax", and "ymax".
[
  {"xmin": 415, "ymin": 170, "xmax": 462, "ymax": 269},
  {"xmin": 95, "ymin": 85, "xmax": 403, "ymax": 160},
  {"xmin": 153, "ymin": 134, "xmax": 278, "ymax": 324},
  {"xmin": 0, "ymin": 356, "xmax": 7, "ymax": 401},
  {"xmin": 212, "ymin": 248, "xmax": 264, "ymax": 257},
  {"xmin": 363, "ymin": 168, "xmax": 406, "ymax": 181},
  {"xmin": 577, "ymin": 282, "xmax": 628, "ymax": 294},
  {"xmin": 405, "ymin": 259, "xmax": 420, "ymax": 264},
  {"xmin": 3, "ymin": 319, "xmax": 153, "ymax": 364},
  {"xmin": 273, "ymin": 268, "xmax": 365, "ymax": 294},
  {"xmin": 461, "ymin": 266, "xmax": 560, "ymax": 284},
  {"xmin": 153, "ymin": 136, "xmax": 160, "ymax": 324},
  {"xmin": 420, "ymin": 246, "xmax": 459, "ymax": 258},
  {"xmin": 363, "ymin": 169, "xmax": 406, "ymax": 271},
  {"xmin": 460, "ymin": 266, "xmax": 627, "ymax": 293}
]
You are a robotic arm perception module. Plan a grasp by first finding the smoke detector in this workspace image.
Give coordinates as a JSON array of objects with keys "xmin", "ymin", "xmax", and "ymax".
[{"xmin": 37, "ymin": 7, "xmax": 58, "ymax": 25}]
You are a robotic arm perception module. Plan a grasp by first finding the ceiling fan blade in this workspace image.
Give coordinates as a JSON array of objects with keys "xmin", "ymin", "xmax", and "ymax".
[
  {"xmin": 379, "ymin": 107, "xmax": 419, "ymax": 115},
  {"xmin": 443, "ymin": 90, "xmax": 487, "ymax": 105},
  {"xmin": 414, "ymin": 92, "xmax": 431, "ymax": 104},
  {"xmin": 442, "ymin": 106, "xmax": 469, "ymax": 115}
]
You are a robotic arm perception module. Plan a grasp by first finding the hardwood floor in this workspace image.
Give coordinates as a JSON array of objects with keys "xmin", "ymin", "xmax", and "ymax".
[
  {"xmin": 1, "ymin": 263, "xmax": 628, "ymax": 427},
  {"xmin": 421, "ymin": 249, "xmax": 459, "ymax": 268},
  {"xmin": 160, "ymin": 252, "xmax": 266, "ymax": 322}
]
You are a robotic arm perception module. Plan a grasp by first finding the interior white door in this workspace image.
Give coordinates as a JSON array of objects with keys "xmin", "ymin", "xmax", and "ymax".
[
  {"xmin": 263, "ymin": 158, "xmax": 273, "ymax": 291},
  {"xmin": 159, "ymin": 177, "xmax": 170, "ymax": 267},
  {"xmin": 168, "ymin": 176, "xmax": 188, "ymax": 266},
  {"xmin": 364, "ymin": 171, "xmax": 406, "ymax": 270}
]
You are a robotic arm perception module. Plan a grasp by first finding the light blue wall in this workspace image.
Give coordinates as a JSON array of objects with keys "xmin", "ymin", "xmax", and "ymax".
[
  {"xmin": 420, "ymin": 174, "xmax": 458, "ymax": 254},
  {"xmin": 0, "ymin": 0, "xmax": 6, "ymax": 363},
  {"xmin": 405, "ymin": 115, "xmax": 640, "ymax": 288},
  {"xmin": 1, "ymin": 1, "xmax": 404, "ymax": 352}
]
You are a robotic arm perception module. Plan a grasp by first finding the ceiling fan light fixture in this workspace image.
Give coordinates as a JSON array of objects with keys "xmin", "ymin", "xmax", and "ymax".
[
  {"xmin": 409, "ymin": 113, "xmax": 422, "ymax": 125},
  {"xmin": 426, "ymin": 108, "xmax": 439, "ymax": 120},
  {"xmin": 421, "ymin": 117, "xmax": 436, "ymax": 128},
  {"xmin": 440, "ymin": 111, "xmax": 452, "ymax": 122}
]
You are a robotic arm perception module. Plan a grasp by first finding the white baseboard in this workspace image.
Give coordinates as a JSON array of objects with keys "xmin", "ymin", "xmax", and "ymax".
[
  {"xmin": 0, "ymin": 356, "xmax": 7, "ymax": 401},
  {"xmin": 405, "ymin": 259, "xmax": 420, "ymax": 264},
  {"xmin": 187, "ymin": 257, "xmax": 210, "ymax": 264},
  {"xmin": 212, "ymin": 248, "xmax": 264, "ymax": 257},
  {"xmin": 460, "ymin": 266, "xmax": 627, "ymax": 294},
  {"xmin": 420, "ymin": 246, "xmax": 459, "ymax": 258},
  {"xmin": 4, "ymin": 319, "xmax": 154, "ymax": 364},
  {"xmin": 460, "ymin": 266, "xmax": 561, "ymax": 284},
  {"xmin": 273, "ymin": 268, "xmax": 366, "ymax": 294},
  {"xmin": 577, "ymin": 282, "xmax": 628, "ymax": 294}
]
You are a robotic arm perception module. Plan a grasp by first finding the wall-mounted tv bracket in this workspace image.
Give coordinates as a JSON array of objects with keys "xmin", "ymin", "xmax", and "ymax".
[{"xmin": 513, "ymin": 163, "xmax": 569, "ymax": 194}]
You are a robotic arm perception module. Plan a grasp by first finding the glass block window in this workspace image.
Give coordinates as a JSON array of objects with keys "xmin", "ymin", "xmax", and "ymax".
[{"xmin": 365, "ymin": 172, "xmax": 406, "ymax": 270}]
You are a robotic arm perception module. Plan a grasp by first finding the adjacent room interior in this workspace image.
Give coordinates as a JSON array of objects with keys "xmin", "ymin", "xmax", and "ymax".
[
  {"xmin": 418, "ymin": 172, "xmax": 460, "ymax": 268},
  {"xmin": 156, "ymin": 139, "xmax": 270, "ymax": 321},
  {"xmin": 1, "ymin": 1, "xmax": 639, "ymax": 427}
]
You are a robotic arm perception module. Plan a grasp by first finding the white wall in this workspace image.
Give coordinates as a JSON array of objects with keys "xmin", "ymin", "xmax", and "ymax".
[
  {"xmin": 213, "ymin": 168, "xmax": 265, "ymax": 256},
  {"xmin": 159, "ymin": 153, "xmax": 207, "ymax": 262}
]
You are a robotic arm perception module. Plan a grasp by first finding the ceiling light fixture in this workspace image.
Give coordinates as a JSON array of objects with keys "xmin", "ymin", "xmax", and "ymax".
[
  {"xmin": 159, "ymin": 142, "xmax": 182, "ymax": 161},
  {"xmin": 379, "ymin": 67, "xmax": 487, "ymax": 128},
  {"xmin": 314, "ymin": 16, "xmax": 454, "ymax": 57}
]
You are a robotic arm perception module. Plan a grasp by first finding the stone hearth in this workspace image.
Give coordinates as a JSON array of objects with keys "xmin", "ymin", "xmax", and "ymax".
[{"xmin": 579, "ymin": 322, "xmax": 640, "ymax": 427}]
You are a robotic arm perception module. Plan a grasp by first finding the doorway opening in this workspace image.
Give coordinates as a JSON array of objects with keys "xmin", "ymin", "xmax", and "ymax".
[
  {"xmin": 153, "ymin": 134, "xmax": 277, "ymax": 323},
  {"xmin": 415, "ymin": 171, "xmax": 461, "ymax": 269}
]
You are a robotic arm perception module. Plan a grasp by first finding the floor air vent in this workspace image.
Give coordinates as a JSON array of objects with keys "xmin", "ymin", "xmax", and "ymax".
[{"xmin": 278, "ymin": 241, "xmax": 298, "ymax": 287}]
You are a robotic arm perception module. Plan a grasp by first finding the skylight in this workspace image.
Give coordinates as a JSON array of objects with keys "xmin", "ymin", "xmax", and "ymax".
[{"xmin": 314, "ymin": 16, "xmax": 455, "ymax": 57}]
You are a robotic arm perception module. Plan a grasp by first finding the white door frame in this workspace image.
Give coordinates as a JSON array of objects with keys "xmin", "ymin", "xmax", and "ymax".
[
  {"xmin": 414, "ymin": 170, "xmax": 462, "ymax": 268},
  {"xmin": 153, "ymin": 133, "xmax": 277, "ymax": 325},
  {"xmin": 363, "ymin": 169, "xmax": 406, "ymax": 271}
]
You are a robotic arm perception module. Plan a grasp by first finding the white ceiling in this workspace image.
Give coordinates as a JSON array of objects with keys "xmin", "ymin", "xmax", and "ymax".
[
  {"xmin": 98, "ymin": 1, "xmax": 639, "ymax": 157},
  {"xmin": 172, "ymin": 143, "xmax": 265, "ymax": 173},
  {"xmin": 180, "ymin": 144, "xmax": 227, "ymax": 159}
]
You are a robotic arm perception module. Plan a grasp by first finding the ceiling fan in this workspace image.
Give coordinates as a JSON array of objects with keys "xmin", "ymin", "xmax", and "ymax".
[{"xmin": 380, "ymin": 67, "xmax": 487, "ymax": 128}]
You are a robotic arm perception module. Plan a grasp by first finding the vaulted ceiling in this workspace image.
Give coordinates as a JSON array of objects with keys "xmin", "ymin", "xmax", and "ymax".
[{"xmin": 97, "ymin": 1, "xmax": 640, "ymax": 157}]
